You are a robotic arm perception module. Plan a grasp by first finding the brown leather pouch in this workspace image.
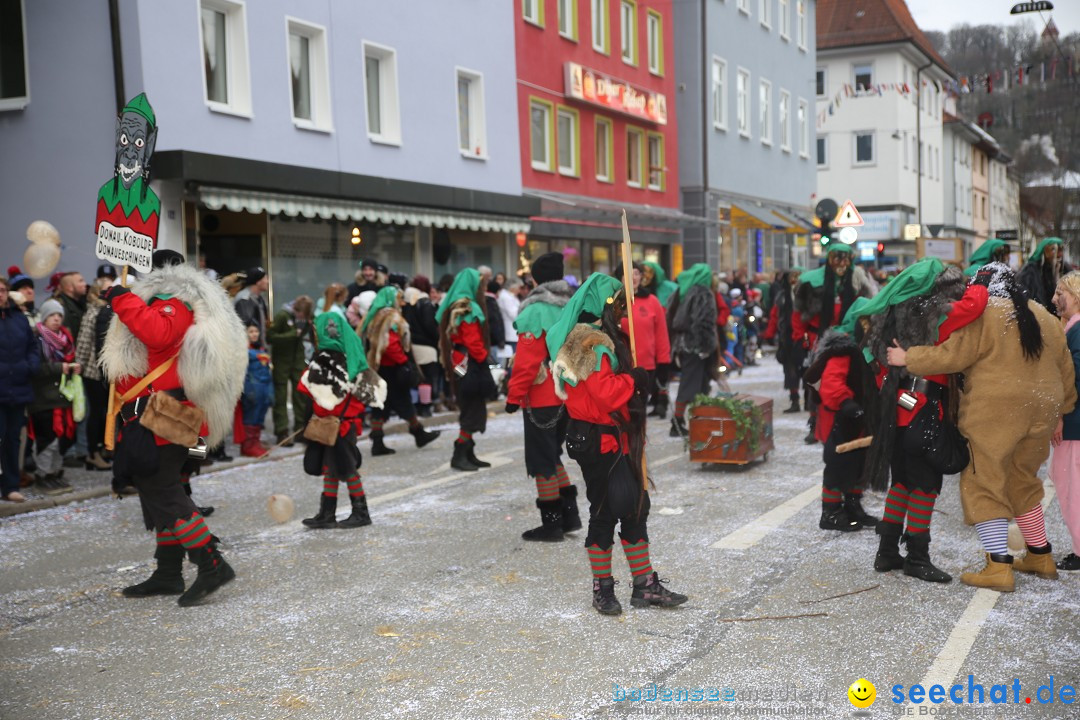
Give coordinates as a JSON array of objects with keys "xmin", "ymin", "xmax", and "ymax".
[
  {"xmin": 140, "ymin": 392, "xmax": 205, "ymax": 448},
  {"xmin": 303, "ymin": 415, "xmax": 341, "ymax": 446}
]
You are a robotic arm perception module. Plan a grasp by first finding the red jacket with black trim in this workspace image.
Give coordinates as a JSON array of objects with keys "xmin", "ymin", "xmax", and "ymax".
[
  {"xmin": 563, "ymin": 354, "xmax": 634, "ymax": 454},
  {"xmin": 506, "ymin": 332, "xmax": 560, "ymax": 408},
  {"xmin": 450, "ymin": 320, "xmax": 487, "ymax": 366},
  {"xmin": 297, "ymin": 377, "xmax": 366, "ymax": 438}
]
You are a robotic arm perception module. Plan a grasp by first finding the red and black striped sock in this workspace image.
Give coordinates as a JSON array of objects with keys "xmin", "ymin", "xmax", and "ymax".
[
  {"xmin": 906, "ymin": 489, "xmax": 937, "ymax": 534},
  {"xmin": 821, "ymin": 486, "xmax": 842, "ymax": 508},
  {"xmin": 370, "ymin": 418, "xmax": 385, "ymax": 434},
  {"xmin": 554, "ymin": 464, "xmax": 571, "ymax": 489},
  {"xmin": 535, "ymin": 475, "xmax": 560, "ymax": 501},
  {"xmin": 172, "ymin": 512, "xmax": 212, "ymax": 550},
  {"xmin": 587, "ymin": 544, "xmax": 612, "ymax": 579},
  {"xmin": 322, "ymin": 478, "xmax": 339, "ymax": 498},
  {"xmin": 156, "ymin": 529, "xmax": 182, "ymax": 547},
  {"xmin": 621, "ymin": 538, "xmax": 654, "ymax": 577},
  {"xmin": 881, "ymin": 483, "xmax": 910, "ymax": 526},
  {"xmin": 180, "ymin": 474, "xmax": 191, "ymax": 487},
  {"xmin": 407, "ymin": 416, "xmax": 421, "ymax": 430},
  {"xmin": 674, "ymin": 401, "xmax": 687, "ymax": 418},
  {"xmin": 345, "ymin": 475, "xmax": 365, "ymax": 499},
  {"xmin": 456, "ymin": 430, "xmax": 472, "ymax": 445}
]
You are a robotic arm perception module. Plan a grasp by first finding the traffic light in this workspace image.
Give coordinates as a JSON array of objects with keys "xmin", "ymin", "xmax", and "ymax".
[
  {"xmin": 876, "ymin": 242, "xmax": 885, "ymax": 267},
  {"xmin": 819, "ymin": 219, "xmax": 833, "ymax": 246}
]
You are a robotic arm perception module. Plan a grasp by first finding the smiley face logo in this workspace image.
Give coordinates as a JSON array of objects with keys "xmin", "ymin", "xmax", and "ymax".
[{"xmin": 848, "ymin": 678, "xmax": 876, "ymax": 708}]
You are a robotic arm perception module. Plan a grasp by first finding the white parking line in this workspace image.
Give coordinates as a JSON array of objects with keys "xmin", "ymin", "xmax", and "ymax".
[{"xmin": 710, "ymin": 472, "xmax": 823, "ymax": 550}]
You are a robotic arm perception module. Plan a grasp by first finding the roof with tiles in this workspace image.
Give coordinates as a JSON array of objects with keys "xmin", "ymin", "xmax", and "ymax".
[{"xmin": 816, "ymin": 0, "xmax": 953, "ymax": 76}]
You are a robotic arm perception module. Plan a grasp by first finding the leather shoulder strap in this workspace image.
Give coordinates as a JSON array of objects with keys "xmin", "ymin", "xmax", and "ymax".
[{"xmin": 118, "ymin": 354, "xmax": 178, "ymax": 404}]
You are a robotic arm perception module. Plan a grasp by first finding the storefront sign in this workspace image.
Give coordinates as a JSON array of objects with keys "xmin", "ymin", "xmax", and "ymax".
[
  {"xmin": 565, "ymin": 62, "xmax": 668, "ymax": 125},
  {"xmin": 917, "ymin": 237, "xmax": 963, "ymax": 263},
  {"xmin": 857, "ymin": 211, "xmax": 903, "ymax": 241}
]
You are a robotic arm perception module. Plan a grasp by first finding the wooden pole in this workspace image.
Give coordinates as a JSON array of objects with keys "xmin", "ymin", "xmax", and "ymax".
[
  {"xmin": 103, "ymin": 265, "xmax": 127, "ymax": 451},
  {"xmin": 620, "ymin": 211, "xmax": 648, "ymax": 489}
]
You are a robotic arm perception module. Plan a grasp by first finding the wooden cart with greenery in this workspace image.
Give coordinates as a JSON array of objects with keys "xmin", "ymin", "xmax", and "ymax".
[{"xmin": 687, "ymin": 394, "xmax": 774, "ymax": 466}]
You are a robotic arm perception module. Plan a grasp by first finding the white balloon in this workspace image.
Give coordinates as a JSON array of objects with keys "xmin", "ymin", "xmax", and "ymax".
[
  {"xmin": 26, "ymin": 220, "xmax": 61, "ymax": 246},
  {"xmin": 267, "ymin": 494, "xmax": 295, "ymax": 524},
  {"xmin": 23, "ymin": 242, "xmax": 61, "ymax": 278}
]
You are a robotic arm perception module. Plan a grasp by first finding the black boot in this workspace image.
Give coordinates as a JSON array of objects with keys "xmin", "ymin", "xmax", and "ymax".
[
  {"xmin": 648, "ymin": 394, "xmax": 669, "ymax": 419},
  {"xmin": 451, "ymin": 442, "xmax": 479, "ymax": 472},
  {"xmin": 522, "ymin": 499, "xmax": 565, "ymax": 541},
  {"xmin": 560, "ymin": 485, "xmax": 583, "ymax": 532},
  {"xmin": 337, "ymin": 494, "xmax": 372, "ymax": 529},
  {"xmin": 844, "ymin": 493, "xmax": 878, "ymax": 528},
  {"xmin": 804, "ymin": 429, "xmax": 818, "ymax": 445},
  {"xmin": 122, "ymin": 544, "xmax": 186, "ymax": 597},
  {"xmin": 819, "ymin": 504, "xmax": 860, "ymax": 532},
  {"xmin": 874, "ymin": 522, "xmax": 906, "ymax": 572},
  {"xmin": 177, "ymin": 544, "xmax": 236, "ymax": 607},
  {"xmin": 669, "ymin": 415, "xmax": 687, "ymax": 438},
  {"xmin": 302, "ymin": 494, "xmax": 339, "ymax": 529},
  {"xmin": 592, "ymin": 577, "xmax": 622, "ymax": 615},
  {"xmin": 370, "ymin": 431, "xmax": 396, "ymax": 456},
  {"xmin": 903, "ymin": 533, "xmax": 952, "ymax": 583},
  {"xmin": 466, "ymin": 439, "xmax": 491, "ymax": 468},
  {"xmin": 783, "ymin": 396, "xmax": 800, "ymax": 413},
  {"xmin": 182, "ymin": 475, "xmax": 215, "ymax": 517},
  {"xmin": 207, "ymin": 444, "xmax": 232, "ymax": 463},
  {"xmin": 409, "ymin": 424, "xmax": 441, "ymax": 448},
  {"xmin": 630, "ymin": 571, "xmax": 689, "ymax": 608}
]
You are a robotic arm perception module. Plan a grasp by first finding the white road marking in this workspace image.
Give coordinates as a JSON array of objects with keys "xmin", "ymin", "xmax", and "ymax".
[
  {"xmin": 649, "ymin": 454, "xmax": 682, "ymax": 469},
  {"xmin": 710, "ymin": 472, "xmax": 823, "ymax": 550},
  {"xmin": 370, "ymin": 456, "xmax": 514, "ymax": 506}
]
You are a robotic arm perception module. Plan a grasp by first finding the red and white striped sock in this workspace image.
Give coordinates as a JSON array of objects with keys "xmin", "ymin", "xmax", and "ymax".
[{"xmin": 1015, "ymin": 504, "xmax": 1049, "ymax": 548}]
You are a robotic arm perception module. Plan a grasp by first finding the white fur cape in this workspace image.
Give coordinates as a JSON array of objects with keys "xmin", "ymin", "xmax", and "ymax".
[{"xmin": 100, "ymin": 263, "xmax": 248, "ymax": 446}]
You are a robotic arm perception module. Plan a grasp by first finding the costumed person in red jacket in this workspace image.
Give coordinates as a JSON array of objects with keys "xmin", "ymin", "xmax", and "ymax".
[
  {"xmin": 360, "ymin": 286, "xmax": 440, "ymax": 456},
  {"xmin": 793, "ymin": 241, "xmax": 876, "ymax": 444},
  {"xmin": 437, "ymin": 268, "xmax": 496, "ymax": 472},
  {"xmin": 861, "ymin": 260, "xmax": 983, "ymax": 584},
  {"xmin": 666, "ymin": 264, "xmax": 720, "ymax": 437},
  {"xmin": 505, "ymin": 252, "xmax": 581, "ymax": 541},
  {"xmin": 549, "ymin": 273, "xmax": 688, "ymax": 616},
  {"xmin": 298, "ymin": 312, "xmax": 385, "ymax": 529},
  {"xmin": 614, "ymin": 262, "xmax": 671, "ymax": 426},
  {"xmin": 803, "ymin": 297, "xmax": 879, "ymax": 532},
  {"xmin": 101, "ymin": 250, "xmax": 247, "ymax": 607}
]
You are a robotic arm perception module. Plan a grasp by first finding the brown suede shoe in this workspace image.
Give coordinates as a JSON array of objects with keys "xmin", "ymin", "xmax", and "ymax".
[
  {"xmin": 1013, "ymin": 550, "xmax": 1059, "ymax": 580},
  {"xmin": 960, "ymin": 553, "xmax": 1015, "ymax": 592}
]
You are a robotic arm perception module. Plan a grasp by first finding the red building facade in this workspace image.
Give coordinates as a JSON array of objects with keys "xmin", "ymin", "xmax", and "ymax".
[{"xmin": 515, "ymin": 0, "xmax": 684, "ymax": 279}]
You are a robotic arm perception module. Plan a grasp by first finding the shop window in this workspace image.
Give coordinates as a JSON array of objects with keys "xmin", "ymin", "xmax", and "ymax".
[
  {"xmin": 199, "ymin": 0, "xmax": 251, "ymax": 116},
  {"xmin": 457, "ymin": 68, "xmax": 487, "ymax": 158}
]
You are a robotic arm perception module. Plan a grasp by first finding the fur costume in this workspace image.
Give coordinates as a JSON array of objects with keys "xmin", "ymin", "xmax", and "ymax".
[
  {"xmin": 301, "ymin": 350, "xmax": 386, "ymax": 412},
  {"xmin": 552, "ymin": 324, "xmax": 615, "ymax": 401},
  {"xmin": 363, "ymin": 307, "xmax": 411, "ymax": 369},
  {"xmin": 519, "ymin": 279, "xmax": 573, "ymax": 313},
  {"xmin": 794, "ymin": 264, "xmax": 875, "ymax": 324},
  {"xmin": 100, "ymin": 262, "xmax": 246, "ymax": 447},
  {"xmin": 668, "ymin": 285, "xmax": 718, "ymax": 357},
  {"xmin": 444, "ymin": 298, "xmax": 476, "ymax": 331},
  {"xmin": 804, "ymin": 328, "xmax": 876, "ymax": 408}
]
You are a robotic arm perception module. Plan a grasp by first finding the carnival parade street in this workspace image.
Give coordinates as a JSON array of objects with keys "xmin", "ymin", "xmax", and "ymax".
[{"xmin": 1, "ymin": 361, "xmax": 1075, "ymax": 720}]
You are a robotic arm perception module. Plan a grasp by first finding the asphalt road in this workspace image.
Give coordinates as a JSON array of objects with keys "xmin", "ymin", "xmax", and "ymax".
[{"xmin": 1, "ymin": 362, "xmax": 1077, "ymax": 720}]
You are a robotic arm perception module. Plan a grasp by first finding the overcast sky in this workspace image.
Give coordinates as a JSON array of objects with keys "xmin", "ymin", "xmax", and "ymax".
[{"xmin": 907, "ymin": 0, "xmax": 1079, "ymax": 37}]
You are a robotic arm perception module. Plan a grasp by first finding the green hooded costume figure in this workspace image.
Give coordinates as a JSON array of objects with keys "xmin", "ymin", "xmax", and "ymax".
[
  {"xmin": 964, "ymin": 239, "xmax": 1010, "ymax": 277},
  {"xmin": 642, "ymin": 261, "xmax": 678, "ymax": 307},
  {"xmin": 1018, "ymin": 237, "xmax": 1071, "ymax": 315}
]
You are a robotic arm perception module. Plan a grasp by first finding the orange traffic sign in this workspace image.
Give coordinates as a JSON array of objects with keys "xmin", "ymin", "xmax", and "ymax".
[{"xmin": 833, "ymin": 199, "xmax": 864, "ymax": 227}]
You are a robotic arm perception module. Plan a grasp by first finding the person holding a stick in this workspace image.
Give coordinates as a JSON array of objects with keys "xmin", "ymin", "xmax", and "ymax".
[{"xmin": 548, "ymin": 273, "xmax": 688, "ymax": 616}]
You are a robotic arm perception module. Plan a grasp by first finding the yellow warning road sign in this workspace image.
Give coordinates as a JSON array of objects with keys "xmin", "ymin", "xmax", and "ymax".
[{"xmin": 833, "ymin": 199, "xmax": 864, "ymax": 227}]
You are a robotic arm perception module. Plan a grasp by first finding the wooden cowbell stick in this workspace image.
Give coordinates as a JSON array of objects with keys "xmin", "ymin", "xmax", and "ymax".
[
  {"xmin": 103, "ymin": 265, "xmax": 128, "ymax": 451},
  {"xmin": 620, "ymin": 211, "xmax": 648, "ymax": 489}
]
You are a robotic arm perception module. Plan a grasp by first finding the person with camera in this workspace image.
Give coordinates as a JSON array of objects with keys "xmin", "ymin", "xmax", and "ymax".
[
  {"xmin": 360, "ymin": 286, "xmax": 440, "ymax": 456},
  {"xmin": 101, "ymin": 250, "xmax": 246, "ymax": 607},
  {"xmin": 548, "ymin": 273, "xmax": 688, "ymax": 616}
]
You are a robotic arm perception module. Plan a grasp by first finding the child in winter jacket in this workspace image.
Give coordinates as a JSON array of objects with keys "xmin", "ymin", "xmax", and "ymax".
[{"xmin": 240, "ymin": 322, "xmax": 274, "ymax": 457}]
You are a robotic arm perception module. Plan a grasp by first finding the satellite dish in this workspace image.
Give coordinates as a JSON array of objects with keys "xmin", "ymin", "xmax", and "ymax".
[{"xmin": 815, "ymin": 199, "xmax": 838, "ymax": 223}]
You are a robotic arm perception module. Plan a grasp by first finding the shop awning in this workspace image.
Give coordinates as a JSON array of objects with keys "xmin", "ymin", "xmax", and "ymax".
[
  {"xmin": 199, "ymin": 186, "xmax": 531, "ymax": 234},
  {"xmin": 731, "ymin": 203, "xmax": 786, "ymax": 230},
  {"xmin": 770, "ymin": 209, "xmax": 813, "ymax": 233}
]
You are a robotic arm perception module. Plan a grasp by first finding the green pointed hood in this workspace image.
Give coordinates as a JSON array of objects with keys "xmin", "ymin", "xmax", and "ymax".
[
  {"xmin": 123, "ymin": 93, "xmax": 156, "ymax": 126},
  {"xmin": 965, "ymin": 238, "xmax": 1011, "ymax": 276},
  {"xmin": 834, "ymin": 297, "xmax": 872, "ymax": 336},
  {"xmin": 643, "ymin": 261, "xmax": 678, "ymax": 306},
  {"xmin": 434, "ymin": 268, "xmax": 484, "ymax": 326},
  {"xmin": 314, "ymin": 311, "xmax": 368, "ymax": 380},
  {"xmin": 847, "ymin": 258, "xmax": 944, "ymax": 321},
  {"xmin": 675, "ymin": 263, "xmax": 713, "ymax": 297},
  {"xmin": 799, "ymin": 242, "xmax": 854, "ymax": 288},
  {"xmin": 1029, "ymin": 237, "xmax": 1063, "ymax": 263},
  {"xmin": 545, "ymin": 273, "xmax": 624, "ymax": 362},
  {"xmin": 360, "ymin": 286, "xmax": 400, "ymax": 335}
]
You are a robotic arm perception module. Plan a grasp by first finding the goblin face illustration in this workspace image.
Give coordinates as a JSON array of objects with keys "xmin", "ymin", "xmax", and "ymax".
[{"xmin": 115, "ymin": 111, "xmax": 157, "ymax": 189}]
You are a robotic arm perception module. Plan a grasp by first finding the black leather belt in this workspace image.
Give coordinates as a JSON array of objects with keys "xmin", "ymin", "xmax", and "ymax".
[{"xmin": 120, "ymin": 389, "xmax": 187, "ymax": 423}]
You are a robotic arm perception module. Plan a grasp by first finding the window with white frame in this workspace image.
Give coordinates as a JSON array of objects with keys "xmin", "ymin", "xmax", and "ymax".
[
  {"xmin": 779, "ymin": 0, "xmax": 790, "ymax": 39},
  {"xmin": 738, "ymin": 0, "xmax": 750, "ymax": 15},
  {"xmin": 737, "ymin": 68, "xmax": 750, "ymax": 137},
  {"xmin": 904, "ymin": 132, "xmax": 909, "ymax": 168},
  {"xmin": 816, "ymin": 136, "xmax": 828, "ymax": 167},
  {"xmin": 199, "ymin": 0, "xmax": 250, "ymax": 115},
  {"xmin": 0, "ymin": 0, "xmax": 29, "ymax": 110},
  {"xmin": 712, "ymin": 57, "xmax": 727, "ymax": 130},
  {"xmin": 595, "ymin": 117, "xmax": 612, "ymax": 181},
  {"xmin": 797, "ymin": 98, "xmax": 808, "ymax": 157},
  {"xmin": 592, "ymin": 0, "xmax": 609, "ymax": 53},
  {"xmin": 759, "ymin": 79, "xmax": 772, "ymax": 146},
  {"xmin": 797, "ymin": 0, "xmax": 807, "ymax": 50},
  {"xmin": 779, "ymin": 90, "xmax": 790, "ymax": 151},
  {"xmin": 815, "ymin": 68, "xmax": 826, "ymax": 97},
  {"xmin": 456, "ymin": 68, "xmax": 486, "ymax": 158},
  {"xmin": 558, "ymin": 0, "xmax": 577, "ymax": 39},
  {"xmin": 854, "ymin": 131, "xmax": 874, "ymax": 165},
  {"xmin": 362, "ymin": 43, "xmax": 400, "ymax": 145},
  {"xmin": 530, "ymin": 98, "xmax": 553, "ymax": 171},
  {"xmin": 557, "ymin": 107, "xmax": 579, "ymax": 176},
  {"xmin": 287, "ymin": 18, "xmax": 331, "ymax": 130},
  {"xmin": 620, "ymin": 0, "xmax": 637, "ymax": 64},
  {"xmin": 854, "ymin": 63, "xmax": 873, "ymax": 92},
  {"xmin": 627, "ymin": 127, "xmax": 644, "ymax": 187},
  {"xmin": 759, "ymin": 0, "xmax": 771, "ymax": 28},
  {"xmin": 647, "ymin": 133, "xmax": 664, "ymax": 190},
  {"xmin": 523, "ymin": 0, "xmax": 543, "ymax": 26},
  {"xmin": 646, "ymin": 11, "xmax": 662, "ymax": 74}
]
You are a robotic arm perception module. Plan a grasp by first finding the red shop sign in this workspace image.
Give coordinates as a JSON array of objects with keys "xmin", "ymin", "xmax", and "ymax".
[{"xmin": 564, "ymin": 62, "xmax": 668, "ymax": 125}]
